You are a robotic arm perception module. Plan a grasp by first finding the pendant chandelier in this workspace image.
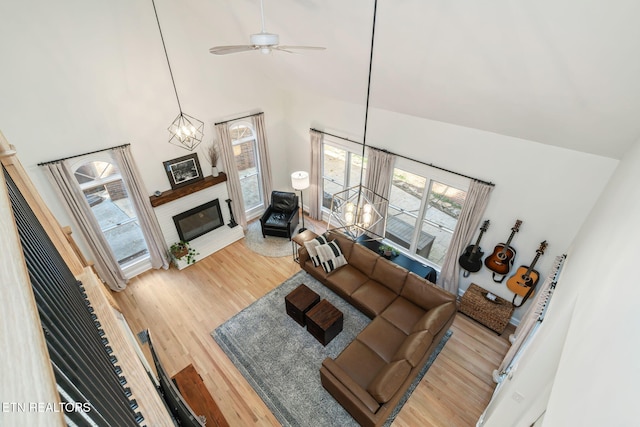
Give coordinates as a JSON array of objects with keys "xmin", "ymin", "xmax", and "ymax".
[
  {"xmin": 327, "ymin": 0, "xmax": 387, "ymax": 241},
  {"xmin": 151, "ymin": 0, "xmax": 204, "ymax": 151}
]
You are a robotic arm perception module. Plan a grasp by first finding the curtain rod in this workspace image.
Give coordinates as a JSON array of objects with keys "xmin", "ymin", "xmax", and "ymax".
[
  {"xmin": 310, "ymin": 128, "xmax": 495, "ymax": 187},
  {"xmin": 37, "ymin": 143, "xmax": 131, "ymax": 166},
  {"xmin": 214, "ymin": 111, "xmax": 263, "ymax": 126}
]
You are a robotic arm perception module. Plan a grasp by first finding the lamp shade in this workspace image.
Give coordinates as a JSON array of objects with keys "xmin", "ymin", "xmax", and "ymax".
[{"xmin": 291, "ymin": 171, "xmax": 310, "ymax": 190}]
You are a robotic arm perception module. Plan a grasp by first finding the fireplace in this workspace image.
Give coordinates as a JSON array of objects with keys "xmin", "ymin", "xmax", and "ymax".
[{"xmin": 172, "ymin": 199, "xmax": 224, "ymax": 242}]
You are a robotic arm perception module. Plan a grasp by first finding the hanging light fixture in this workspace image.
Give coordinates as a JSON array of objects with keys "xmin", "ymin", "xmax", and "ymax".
[
  {"xmin": 327, "ymin": 0, "xmax": 387, "ymax": 241},
  {"xmin": 151, "ymin": 0, "xmax": 204, "ymax": 151}
]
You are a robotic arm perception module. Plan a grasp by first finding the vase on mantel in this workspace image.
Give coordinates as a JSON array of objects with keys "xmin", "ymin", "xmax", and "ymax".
[{"xmin": 212, "ymin": 166, "xmax": 219, "ymax": 178}]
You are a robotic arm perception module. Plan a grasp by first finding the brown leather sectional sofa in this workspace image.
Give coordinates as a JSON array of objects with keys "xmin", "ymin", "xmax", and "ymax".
[{"xmin": 298, "ymin": 231, "xmax": 457, "ymax": 427}]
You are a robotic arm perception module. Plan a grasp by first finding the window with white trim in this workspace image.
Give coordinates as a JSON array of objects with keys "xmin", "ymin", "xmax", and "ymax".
[
  {"xmin": 73, "ymin": 158, "xmax": 150, "ymax": 271},
  {"xmin": 321, "ymin": 139, "xmax": 366, "ymax": 210},
  {"xmin": 230, "ymin": 121, "xmax": 264, "ymax": 217},
  {"xmin": 386, "ymin": 162, "xmax": 468, "ymax": 268}
]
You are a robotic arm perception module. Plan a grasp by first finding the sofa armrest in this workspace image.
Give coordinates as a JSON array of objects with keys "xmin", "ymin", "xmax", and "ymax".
[
  {"xmin": 285, "ymin": 207, "xmax": 300, "ymax": 225},
  {"xmin": 260, "ymin": 205, "xmax": 275, "ymax": 224},
  {"xmin": 320, "ymin": 358, "xmax": 380, "ymax": 413},
  {"xmin": 401, "ymin": 272, "xmax": 456, "ymax": 311},
  {"xmin": 298, "ymin": 246, "xmax": 310, "ymax": 265}
]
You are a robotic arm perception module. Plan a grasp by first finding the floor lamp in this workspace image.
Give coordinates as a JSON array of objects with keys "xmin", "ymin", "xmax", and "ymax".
[{"xmin": 291, "ymin": 171, "xmax": 310, "ymax": 233}]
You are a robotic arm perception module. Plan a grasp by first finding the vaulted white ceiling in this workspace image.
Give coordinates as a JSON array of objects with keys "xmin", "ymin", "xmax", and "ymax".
[{"xmin": 204, "ymin": 0, "xmax": 640, "ymax": 159}]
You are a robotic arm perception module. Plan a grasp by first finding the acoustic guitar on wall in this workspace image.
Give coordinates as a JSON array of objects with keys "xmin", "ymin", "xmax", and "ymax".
[
  {"xmin": 507, "ymin": 240, "xmax": 548, "ymax": 307},
  {"xmin": 458, "ymin": 220, "xmax": 490, "ymax": 277},
  {"xmin": 484, "ymin": 220, "xmax": 522, "ymax": 282}
]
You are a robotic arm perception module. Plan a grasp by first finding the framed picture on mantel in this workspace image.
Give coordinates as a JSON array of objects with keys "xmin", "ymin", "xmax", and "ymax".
[{"xmin": 163, "ymin": 153, "xmax": 204, "ymax": 190}]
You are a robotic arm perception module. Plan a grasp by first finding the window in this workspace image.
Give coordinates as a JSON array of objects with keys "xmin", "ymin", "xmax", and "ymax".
[
  {"xmin": 386, "ymin": 165, "xmax": 467, "ymax": 268},
  {"xmin": 230, "ymin": 122, "xmax": 264, "ymax": 216},
  {"xmin": 73, "ymin": 159, "xmax": 150, "ymax": 270},
  {"xmin": 321, "ymin": 141, "xmax": 366, "ymax": 209}
]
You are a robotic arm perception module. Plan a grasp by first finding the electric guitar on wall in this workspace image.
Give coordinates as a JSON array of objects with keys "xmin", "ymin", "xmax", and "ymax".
[
  {"xmin": 507, "ymin": 240, "xmax": 548, "ymax": 307},
  {"xmin": 458, "ymin": 220, "xmax": 490, "ymax": 277},
  {"xmin": 484, "ymin": 220, "xmax": 522, "ymax": 282}
]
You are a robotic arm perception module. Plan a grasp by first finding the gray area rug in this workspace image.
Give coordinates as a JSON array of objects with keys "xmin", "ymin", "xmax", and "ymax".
[
  {"xmin": 213, "ymin": 270, "xmax": 452, "ymax": 427},
  {"xmin": 244, "ymin": 220, "xmax": 319, "ymax": 258}
]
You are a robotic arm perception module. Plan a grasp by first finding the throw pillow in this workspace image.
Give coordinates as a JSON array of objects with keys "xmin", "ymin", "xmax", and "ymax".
[
  {"xmin": 316, "ymin": 240, "xmax": 348, "ymax": 273},
  {"xmin": 303, "ymin": 235, "xmax": 328, "ymax": 267}
]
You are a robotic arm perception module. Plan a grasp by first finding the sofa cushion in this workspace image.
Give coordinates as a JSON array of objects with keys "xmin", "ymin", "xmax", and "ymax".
[
  {"xmin": 304, "ymin": 234, "xmax": 328, "ymax": 267},
  {"xmin": 264, "ymin": 212, "xmax": 289, "ymax": 227},
  {"xmin": 347, "ymin": 244, "xmax": 380, "ymax": 276},
  {"xmin": 366, "ymin": 359, "xmax": 412, "ymax": 404},
  {"xmin": 380, "ymin": 297, "xmax": 427, "ymax": 335},
  {"xmin": 335, "ymin": 339, "xmax": 387, "ymax": 390},
  {"xmin": 271, "ymin": 191, "xmax": 297, "ymax": 212},
  {"xmin": 391, "ymin": 330, "xmax": 434, "ymax": 367},
  {"xmin": 370, "ymin": 257, "xmax": 408, "ymax": 295},
  {"xmin": 411, "ymin": 301, "xmax": 457, "ymax": 335},
  {"xmin": 326, "ymin": 265, "xmax": 369, "ymax": 298},
  {"xmin": 401, "ymin": 272, "xmax": 456, "ymax": 311},
  {"xmin": 350, "ymin": 281, "xmax": 398, "ymax": 318},
  {"xmin": 317, "ymin": 241, "xmax": 348, "ymax": 273},
  {"xmin": 356, "ymin": 317, "xmax": 407, "ymax": 363}
]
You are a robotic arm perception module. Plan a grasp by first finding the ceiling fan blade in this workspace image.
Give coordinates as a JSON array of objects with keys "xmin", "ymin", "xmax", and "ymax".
[
  {"xmin": 209, "ymin": 45, "xmax": 256, "ymax": 55},
  {"xmin": 277, "ymin": 45, "xmax": 326, "ymax": 51}
]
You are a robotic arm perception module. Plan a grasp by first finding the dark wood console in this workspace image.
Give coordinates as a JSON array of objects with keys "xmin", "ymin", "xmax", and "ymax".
[
  {"xmin": 356, "ymin": 236, "xmax": 438, "ymax": 283},
  {"xmin": 150, "ymin": 173, "xmax": 228, "ymax": 207}
]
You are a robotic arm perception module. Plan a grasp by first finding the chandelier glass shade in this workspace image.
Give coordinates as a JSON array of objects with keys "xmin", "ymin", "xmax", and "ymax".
[
  {"xmin": 328, "ymin": 185, "xmax": 387, "ymax": 240},
  {"xmin": 168, "ymin": 112, "xmax": 204, "ymax": 151}
]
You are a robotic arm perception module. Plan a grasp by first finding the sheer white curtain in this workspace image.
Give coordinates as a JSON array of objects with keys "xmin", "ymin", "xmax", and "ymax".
[
  {"xmin": 44, "ymin": 161, "xmax": 127, "ymax": 291},
  {"xmin": 112, "ymin": 146, "xmax": 169, "ymax": 270},
  {"xmin": 493, "ymin": 255, "xmax": 566, "ymax": 383},
  {"xmin": 216, "ymin": 122, "xmax": 247, "ymax": 228},
  {"xmin": 308, "ymin": 129, "xmax": 324, "ymax": 220},
  {"xmin": 252, "ymin": 113, "xmax": 273, "ymax": 206},
  {"xmin": 438, "ymin": 180, "xmax": 493, "ymax": 294},
  {"xmin": 364, "ymin": 147, "xmax": 395, "ymax": 236}
]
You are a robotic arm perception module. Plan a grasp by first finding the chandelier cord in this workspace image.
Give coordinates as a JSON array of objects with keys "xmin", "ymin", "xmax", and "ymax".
[
  {"xmin": 356, "ymin": 0, "xmax": 378, "ymax": 210},
  {"xmin": 362, "ymin": 0, "xmax": 378, "ymax": 160},
  {"xmin": 151, "ymin": 0, "xmax": 183, "ymax": 113}
]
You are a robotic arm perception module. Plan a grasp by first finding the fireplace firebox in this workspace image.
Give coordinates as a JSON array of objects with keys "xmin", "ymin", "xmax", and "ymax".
[{"xmin": 172, "ymin": 199, "xmax": 224, "ymax": 242}]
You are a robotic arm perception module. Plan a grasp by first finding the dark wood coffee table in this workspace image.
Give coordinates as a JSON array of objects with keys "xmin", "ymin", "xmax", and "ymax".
[
  {"xmin": 305, "ymin": 299, "xmax": 343, "ymax": 346},
  {"xmin": 285, "ymin": 284, "xmax": 320, "ymax": 326}
]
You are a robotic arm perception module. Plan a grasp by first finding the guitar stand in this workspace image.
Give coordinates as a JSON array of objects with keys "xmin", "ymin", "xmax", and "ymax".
[{"xmin": 462, "ymin": 270, "xmax": 471, "ymax": 278}]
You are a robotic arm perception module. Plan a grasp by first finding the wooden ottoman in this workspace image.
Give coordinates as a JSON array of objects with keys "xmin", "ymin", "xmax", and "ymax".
[
  {"xmin": 285, "ymin": 284, "xmax": 320, "ymax": 326},
  {"xmin": 305, "ymin": 299, "xmax": 343, "ymax": 346},
  {"xmin": 460, "ymin": 283, "xmax": 514, "ymax": 334}
]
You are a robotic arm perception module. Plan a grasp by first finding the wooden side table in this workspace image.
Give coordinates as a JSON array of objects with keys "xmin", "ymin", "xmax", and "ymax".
[
  {"xmin": 305, "ymin": 299, "xmax": 343, "ymax": 346},
  {"xmin": 291, "ymin": 229, "xmax": 319, "ymax": 263}
]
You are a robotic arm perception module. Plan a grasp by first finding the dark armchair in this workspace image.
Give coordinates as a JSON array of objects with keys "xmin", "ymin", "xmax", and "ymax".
[{"xmin": 260, "ymin": 191, "xmax": 300, "ymax": 240}]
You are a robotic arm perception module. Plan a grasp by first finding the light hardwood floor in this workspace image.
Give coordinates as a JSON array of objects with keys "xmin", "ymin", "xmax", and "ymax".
[{"xmin": 113, "ymin": 224, "xmax": 514, "ymax": 427}]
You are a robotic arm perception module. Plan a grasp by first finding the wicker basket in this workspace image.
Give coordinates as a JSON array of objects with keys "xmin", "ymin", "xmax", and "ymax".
[{"xmin": 460, "ymin": 283, "xmax": 514, "ymax": 334}]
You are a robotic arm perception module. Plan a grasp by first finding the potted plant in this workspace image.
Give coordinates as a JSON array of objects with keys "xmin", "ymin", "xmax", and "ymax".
[
  {"xmin": 378, "ymin": 244, "xmax": 399, "ymax": 258},
  {"xmin": 170, "ymin": 241, "xmax": 199, "ymax": 265},
  {"xmin": 205, "ymin": 142, "xmax": 220, "ymax": 177}
]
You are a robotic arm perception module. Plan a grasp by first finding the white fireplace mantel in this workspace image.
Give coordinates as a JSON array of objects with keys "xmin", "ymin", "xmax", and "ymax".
[{"xmin": 152, "ymin": 178, "xmax": 243, "ymax": 270}]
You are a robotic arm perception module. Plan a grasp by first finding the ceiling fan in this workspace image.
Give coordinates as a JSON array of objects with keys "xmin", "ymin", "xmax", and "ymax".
[{"xmin": 209, "ymin": 0, "xmax": 325, "ymax": 55}]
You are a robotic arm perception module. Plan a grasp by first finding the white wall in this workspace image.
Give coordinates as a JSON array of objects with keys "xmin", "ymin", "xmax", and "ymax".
[
  {"xmin": 0, "ymin": 0, "xmax": 290, "ymax": 250},
  {"xmin": 482, "ymin": 137, "xmax": 640, "ymax": 426},
  {"xmin": 284, "ymin": 89, "xmax": 618, "ymax": 321}
]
